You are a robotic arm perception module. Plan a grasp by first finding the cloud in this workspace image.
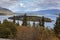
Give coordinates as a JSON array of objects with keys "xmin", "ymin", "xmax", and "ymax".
[
  {"xmin": 39, "ymin": 0, "xmax": 60, "ymax": 9},
  {"xmin": 0, "ymin": 0, "xmax": 19, "ymax": 8},
  {"xmin": 0, "ymin": 0, "xmax": 60, "ymax": 12}
]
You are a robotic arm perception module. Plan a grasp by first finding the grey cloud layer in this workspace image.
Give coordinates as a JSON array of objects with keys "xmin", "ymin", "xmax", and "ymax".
[{"xmin": 0, "ymin": 0, "xmax": 60, "ymax": 12}]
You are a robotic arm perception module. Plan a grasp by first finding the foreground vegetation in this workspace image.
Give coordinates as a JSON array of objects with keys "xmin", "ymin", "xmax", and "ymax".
[
  {"xmin": 0, "ymin": 20, "xmax": 17, "ymax": 38},
  {"xmin": 15, "ymin": 26, "xmax": 59, "ymax": 40},
  {"xmin": 0, "ymin": 14, "xmax": 60, "ymax": 40}
]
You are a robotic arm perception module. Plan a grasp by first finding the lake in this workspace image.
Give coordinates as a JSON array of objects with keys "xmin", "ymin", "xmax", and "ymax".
[{"xmin": 0, "ymin": 14, "xmax": 58, "ymax": 28}]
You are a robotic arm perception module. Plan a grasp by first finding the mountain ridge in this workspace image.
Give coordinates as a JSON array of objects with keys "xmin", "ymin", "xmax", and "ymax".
[
  {"xmin": 15, "ymin": 9, "xmax": 60, "ymax": 15},
  {"xmin": 0, "ymin": 7, "xmax": 13, "ymax": 15},
  {"xmin": 27, "ymin": 9, "xmax": 60, "ymax": 15}
]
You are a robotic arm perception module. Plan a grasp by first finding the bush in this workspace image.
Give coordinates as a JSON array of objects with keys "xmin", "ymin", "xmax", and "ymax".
[
  {"xmin": 0, "ymin": 24, "xmax": 10, "ymax": 38},
  {"xmin": 0, "ymin": 20, "xmax": 17, "ymax": 38}
]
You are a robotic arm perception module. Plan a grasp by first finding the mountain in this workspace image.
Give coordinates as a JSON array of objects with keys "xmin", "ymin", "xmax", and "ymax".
[
  {"xmin": 27, "ymin": 9, "xmax": 60, "ymax": 15},
  {"xmin": 15, "ymin": 9, "xmax": 60, "ymax": 16},
  {"xmin": 0, "ymin": 7, "xmax": 13, "ymax": 15}
]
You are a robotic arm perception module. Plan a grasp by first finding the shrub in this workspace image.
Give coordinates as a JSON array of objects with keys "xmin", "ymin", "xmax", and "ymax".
[{"xmin": 0, "ymin": 20, "xmax": 17, "ymax": 38}]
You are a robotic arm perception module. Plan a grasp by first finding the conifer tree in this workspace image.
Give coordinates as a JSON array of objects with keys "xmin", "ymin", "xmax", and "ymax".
[
  {"xmin": 54, "ymin": 14, "xmax": 60, "ymax": 38},
  {"xmin": 33, "ymin": 21, "xmax": 35, "ymax": 27},
  {"xmin": 13, "ymin": 16, "xmax": 16, "ymax": 24},
  {"xmin": 39, "ymin": 16, "xmax": 45, "ymax": 27},
  {"xmin": 41, "ymin": 16, "xmax": 45, "ymax": 27},
  {"xmin": 39, "ymin": 19, "xmax": 42, "ymax": 26},
  {"xmin": 22, "ymin": 14, "xmax": 27, "ymax": 26}
]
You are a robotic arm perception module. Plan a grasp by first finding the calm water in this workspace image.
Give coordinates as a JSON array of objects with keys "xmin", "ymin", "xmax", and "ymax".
[{"xmin": 0, "ymin": 14, "xmax": 57, "ymax": 28}]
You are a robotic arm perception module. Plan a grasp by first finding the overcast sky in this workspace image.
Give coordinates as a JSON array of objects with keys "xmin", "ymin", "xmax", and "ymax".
[{"xmin": 0, "ymin": 0, "xmax": 60, "ymax": 12}]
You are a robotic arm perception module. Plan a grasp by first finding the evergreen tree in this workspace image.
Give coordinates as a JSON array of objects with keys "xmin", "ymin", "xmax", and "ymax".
[
  {"xmin": 41, "ymin": 16, "xmax": 45, "ymax": 27},
  {"xmin": 13, "ymin": 16, "xmax": 16, "ymax": 24},
  {"xmin": 39, "ymin": 16, "xmax": 45, "ymax": 27},
  {"xmin": 22, "ymin": 14, "xmax": 27, "ymax": 26},
  {"xmin": 54, "ymin": 15, "xmax": 60, "ymax": 38},
  {"xmin": 33, "ymin": 21, "xmax": 35, "ymax": 27},
  {"xmin": 39, "ymin": 19, "xmax": 42, "ymax": 26}
]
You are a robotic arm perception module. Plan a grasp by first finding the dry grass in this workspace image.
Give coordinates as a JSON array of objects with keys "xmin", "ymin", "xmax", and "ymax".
[{"xmin": 15, "ymin": 26, "xmax": 60, "ymax": 40}]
